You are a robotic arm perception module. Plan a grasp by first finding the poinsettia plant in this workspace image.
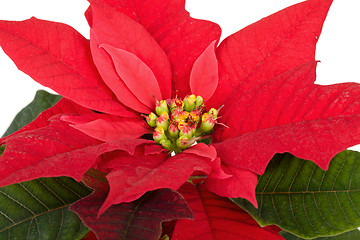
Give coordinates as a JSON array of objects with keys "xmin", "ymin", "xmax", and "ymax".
[{"xmin": 1, "ymin": 0, "xmax": 360, "ymax": 239}]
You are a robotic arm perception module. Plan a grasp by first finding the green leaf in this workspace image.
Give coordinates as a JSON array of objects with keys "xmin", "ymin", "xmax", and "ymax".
[
  {"xmin": 3, "ymin": 90, "xmax": 61, "ymax": 137},
  {"xmin": 280, "ymin": 229, "xmax": 360, "ymax": 239},
  {"xmin": 0, "ymin": 177, "xmax": 92, "ymax": 239},
  {"xmin": 0, "ymin": 90, "xmax": 92, "ymax": 239},
  {"xmin": 232, "ymin": 151, "xmax": 360, "ymax": 239},
  {"xmin": 0, "ymin": 145, "xmax": 4, "ymax": 155}
]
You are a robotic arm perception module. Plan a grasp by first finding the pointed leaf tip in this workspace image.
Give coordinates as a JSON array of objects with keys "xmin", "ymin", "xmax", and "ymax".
[
  {"xmin": 97, "ymin": 143, "xmax": 216, "ymax": 215},
  {"xmin": 190, "ymin": 40, "xmax": 219, "ymax": 103},
  {"xmin": 0, "ymin": 17, "xmax": 130, "ymax": 116},
  {"xmin": 209, "ymin": 0, "xmax": 334, "ymax": 108},
  {"xmin": 99, "ymin": 43, "xmax": 162, "ymax": 109},
  {"xmin": 62, "ymin": 113, "xmax": 150, "ymax": 142}
]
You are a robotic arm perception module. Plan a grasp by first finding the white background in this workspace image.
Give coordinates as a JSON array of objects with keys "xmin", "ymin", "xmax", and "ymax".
[{"xmin": 0, "ymin": 0, "xmax": 359, "ymax": 149}]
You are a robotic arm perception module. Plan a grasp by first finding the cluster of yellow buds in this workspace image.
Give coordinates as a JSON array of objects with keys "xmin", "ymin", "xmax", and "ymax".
[{"xmin": 145, "ymin": 94, "xmax": 219, "ymax": 153}]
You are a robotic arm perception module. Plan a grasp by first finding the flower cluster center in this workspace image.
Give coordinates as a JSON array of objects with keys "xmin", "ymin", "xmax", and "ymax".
[{"xmin": 145, "ymin": 94, "xmax": 218, "ymax": 153}]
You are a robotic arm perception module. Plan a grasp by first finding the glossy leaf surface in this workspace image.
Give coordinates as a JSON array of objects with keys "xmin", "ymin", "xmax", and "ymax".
[
  {"xmin": 233, "ymin": 151, "xmax": 360, "ymax": 239},
  {"xmin": 280, "ymin": 229, "xmax": 360, "ymax": 240},
  {"xmin": 0, "ymin": 177, "xmax": 91, "ymax": 240}
]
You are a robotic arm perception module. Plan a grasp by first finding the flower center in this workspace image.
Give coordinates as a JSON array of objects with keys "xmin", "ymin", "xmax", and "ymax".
[{"xmin": 145, "ymin": 94, "xmax": 218, "ymax": 153}]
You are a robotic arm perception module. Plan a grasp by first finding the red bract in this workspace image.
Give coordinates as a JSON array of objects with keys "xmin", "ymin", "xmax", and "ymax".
[
  {"xmin": 1, "ymin": 0, "xmax": 357, "ymax": 230},
  {"xmin": 172, "ymin": 183, "xmax": 284, "ymax": 239}
]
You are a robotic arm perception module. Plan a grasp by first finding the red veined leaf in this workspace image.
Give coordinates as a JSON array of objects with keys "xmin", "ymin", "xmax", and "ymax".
[
  {"xmin": 70, "ymin": 186, "xmax": 193, "ymax": 240},
  {"xmin": 99, "ymin": 44, "xmax": 162, "ymax": 109},
  {"xmin": 214, "ymin": 61, "xmax": 317, "ymax": 141},
  {"xmin": 0, "ymin": 120, "xmax": 98, "ymax": 187},
  {"xmin": 190, "ymin": 40, "xmax": 219, "ymax": 103},
  {"xmin": 172, "ymin": 183, "xmax": 284, "ymax": 240},
  {"xmin": 213, "ymin": 61, "xmax": 360, "ymax": 175},
  {"xmin": 89, "ymin": 2, "xmax": 171, "ymax": 112},
  {"xmin": 0, "ymin": 120, "xmax": 152, "ymax": 188},
  {"xmin": 61, "ymin": 112, "xmax": 150, "ymax": 142},
  {"xmin": 0, "ymin": 17, "xmax": 132, "ymax": 117},
  {"xmin": 86, "ymin": 0, "xmax": 221, "ymax": 97},
  {"xmin": 98, "ymin": 143, "xmax": 217, "ymax": 215},
  {"xmin": 208, "ymin": 0, "xmax": 333, "ymax": 108}
]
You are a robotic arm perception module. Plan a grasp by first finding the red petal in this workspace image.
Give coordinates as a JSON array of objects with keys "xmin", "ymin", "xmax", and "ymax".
[
  {"xmin": 1, "ymin": 98, "xmax": 91, "ymax": 143},
  {"xmin": 214, "ymin": 62, "xmax": 317, "ymax": 141},
  {"xmin": 0, "ymin": 120, "xmax": 151, "ymax": 187},
  {"xmin": 190, "ymin": 40, "xmax": 219, "ymax": 103},
  {"xmin": 98, "ymin": 143, "xmax": 216, "ymax": 215},
  {"xmin": 0, "ymin": 18, "xmax": 131, "ymax": 116},
  {"xmin": 87, "ymin": 0, "xmax": 221, "ymax": 97},
  {"xmin": 89, "ymin": 2, "xmax": 171, "ymax": 112},
  {"xmin": 0, "ymin": 121, "xmax": 99, "ymax": 187},
  {"xmin": 205, "ymin": 163, "xmax": 258, "ymax": 208},
  {"xmin": 62, "ymin": 113, "xmax": 150, "ymax": 142},
  {"xmin": 214, "ymin": 62, "xmax": 360, "ymax": 174},
  {"xmin": 172, "ymin": 183, "xmax": 284, "ymax": 240},
  {"xmin": 208, "ymin": 0, "xmax": 333, "ymax": 108},
  {"xmin": 100, "ymin": 44, "xmax": 162, "ymax": 109}
]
